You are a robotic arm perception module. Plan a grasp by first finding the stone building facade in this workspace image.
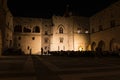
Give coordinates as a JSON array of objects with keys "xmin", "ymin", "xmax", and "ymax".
[
  {"xmin": 0, "ymin": 0, "xmax": 120, "ymax": 55},
  {"xmin": 0, "ymin": 0, "xmax": 13, "ymax": 55},
  {"xmin": 90, "ymin": 1, "xmax": 120, "ymax": 51},
  {"xmin": 13, "ymin": 16, "xmax": 90, "ymax": 54}
]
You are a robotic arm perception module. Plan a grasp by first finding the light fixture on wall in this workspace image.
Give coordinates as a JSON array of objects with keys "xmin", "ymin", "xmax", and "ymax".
[
  {"xmin": 77, "ymin": 28, "xmax": 81, "ymax": 34},
  {"xmin": 79, "ymin": 46, "xmax": 83, "ymax": 51}
]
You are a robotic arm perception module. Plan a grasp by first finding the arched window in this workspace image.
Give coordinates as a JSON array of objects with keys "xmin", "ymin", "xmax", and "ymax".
[
  {"xmin": 91, "ymin": 42, "xmax": 96, "ymax": 51},
  {"xmin": 23, "ymin": 27, "xmax": 31, "ymax": 33},
  {"xmin": 33, "ymin": 26, "xmax": 40, "ymax": 33},
  {"xmin": 14, "ymin": 25, "xmax": 22, "ymax": 32},
  {"xmin": 59, "ymin": 27, "xmax": 63, "ymax": 34},
  {"xmin": 109, "ymin": 38, "xmax": 119, "ymax": 51},
  {"xmin": 97, "ymin": 40, "xmax": 105, "ymax": 51}
]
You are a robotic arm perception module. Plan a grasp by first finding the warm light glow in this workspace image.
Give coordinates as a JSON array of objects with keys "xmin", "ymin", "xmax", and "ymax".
[
  {"xmin": 85, "ymin": 30, "xmax": 89, "ymax": 33},
  {"xmin": 79, "ymin": 46, "xmax": 83, "ymax": 51},
  {"xmin": 77, "ymin": 30, "xmax": 81, "ymax": 34}
]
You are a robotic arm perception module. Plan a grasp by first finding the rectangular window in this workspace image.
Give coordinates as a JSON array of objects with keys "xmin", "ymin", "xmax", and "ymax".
[
  {"xmin": 45, "ymin": 31, "xmax": 48, "ymax": 35},
  {"xmin": 27, "ymin": 46, "xmax": 30, "ymax": 50},
  {"xmin": 18, "ymin": 37, "xmax": 21, "ymax": 40},
  {"xmin": 44, "ymin": 38, "xmax": 48, "ymax": 43},
  {"xmin": 60, "ymin": 37, "xmax": 64, "ymax": 43}
]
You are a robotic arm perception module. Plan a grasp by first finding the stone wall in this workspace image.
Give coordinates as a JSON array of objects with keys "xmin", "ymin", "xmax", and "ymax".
[{"xmin": 90, "ymin": 1, "xmax": 120, "ymax": 51}]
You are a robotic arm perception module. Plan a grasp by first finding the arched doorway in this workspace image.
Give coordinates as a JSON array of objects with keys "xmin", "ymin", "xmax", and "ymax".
[
  {"xmin": 110, "ymin": 39, "xmax": 119, "ymax": 51},
  {"xmin": 91, "ymin": 42, "xmax": 96, "ymax": 51},
  {"xmin": 98, "ymin": 40, "xmax": 105, "ymax": 51}
]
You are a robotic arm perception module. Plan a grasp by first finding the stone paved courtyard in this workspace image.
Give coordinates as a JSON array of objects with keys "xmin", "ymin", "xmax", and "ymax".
[{"xmin": 0, "ymin": 55, "xmax": 120, "ymax": 80}]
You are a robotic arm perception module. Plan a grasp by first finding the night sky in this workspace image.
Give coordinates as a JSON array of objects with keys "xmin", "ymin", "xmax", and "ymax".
[{"xmin": 7, "ymin": 0, "xmax": 118, "ymax": 18}]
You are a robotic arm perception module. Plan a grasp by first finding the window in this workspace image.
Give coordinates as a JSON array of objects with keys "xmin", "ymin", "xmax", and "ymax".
[
  {"xmin": 23, "ymin": 27, "xmax": 31, "ymax": 33},
  {"xmin": 45, "ymin": 31, "xmax": 48, "ymax": 35},
  {"xmin": 60, "ymin": 37, "xmax": 64, "ymax": 43},
  {"xmin": 27, "ymin": 46, "xmax": 30, "ymax": 50},
  {"xmin": 33, "ymin": 26, "xmax": 40, "ymax": 33},
  {"xmin": 14, "ymin": 25, "xmax": 22, "ymax": 32},
  {"xmin": 44, "ymin": 38, "xmax": 48, "ymax": 43},
  {"xmin": 59, "ymin": 27, "xmax": 63, "ymax": 34},
  {"xmin": 18, "ymin": 37, "xmax": 21, "ymax": 40},
  {"xmin": 32, "ymin": 37, "xmax": 35, "ymax": 40}
]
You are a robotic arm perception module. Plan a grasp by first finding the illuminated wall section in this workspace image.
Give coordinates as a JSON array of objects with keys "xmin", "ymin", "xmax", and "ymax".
[
  {"xmin": 51, "ymin": 16, "xmax": 90, "ymax": 51},
  {"xmin": 14, "ymin": 34, "xmax": 41, "ymax": 54},
  {"xmin": 74, "ymin": 34, "xmax": 90, "ymax": 51},
  {"xmin": 13, "ymin": 16, "xmax": 90, "ymax": 54},
  {"xmin": 13, "ymin": 17, "xmax": 42, "ymax": 54},
  {"xmin": 72, "ymin": 16, "xmax": 90, "ymax": 51},
  {"xmin": 41, "ymin": 19, "xmax": 53, "ymax": 53},
  {"xmin": 50, "ymin": 16, "xmax": 69, "ymax": 51}
]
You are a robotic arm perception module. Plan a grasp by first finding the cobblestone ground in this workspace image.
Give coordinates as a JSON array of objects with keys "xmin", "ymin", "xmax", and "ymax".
[{"xmin": 0, "ymin": 55, "xmax": 120, "ymax": 80}]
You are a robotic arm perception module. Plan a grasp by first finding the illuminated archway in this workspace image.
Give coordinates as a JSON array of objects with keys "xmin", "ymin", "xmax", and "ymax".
[
  {"xmin": 110, "ymin": 38, "xmax": 119, "ymax": 51},
  {"xmin": 78, "ymin": 46, "xmax": 83, "ymax": 51},
  {"xmin": 91, "ymin": 42, "xmax": 96, "ymax": 51},
  {"xmin": 57, "ymin": 24, "xmax": 65, "ymax": 34},
  {"xmin": 98, "ymin": 40, "xmax": 105, "ymax": 51}
]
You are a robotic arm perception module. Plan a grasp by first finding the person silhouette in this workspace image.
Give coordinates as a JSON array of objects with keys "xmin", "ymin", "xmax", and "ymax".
[{"xmin": 41, "ymin": 48, "xmax": 43, "ymax": 55}]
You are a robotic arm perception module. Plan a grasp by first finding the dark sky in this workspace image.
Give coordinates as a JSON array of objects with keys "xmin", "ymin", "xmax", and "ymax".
[{"xmin": 7, "ymin": 0, "xmax": 118, "ymax": 18}]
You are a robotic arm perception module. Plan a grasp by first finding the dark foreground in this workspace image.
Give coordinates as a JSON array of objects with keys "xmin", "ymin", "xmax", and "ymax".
[{"xmin": 0, "ymin": 55, "xmax": 120, "ymax": 80}]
